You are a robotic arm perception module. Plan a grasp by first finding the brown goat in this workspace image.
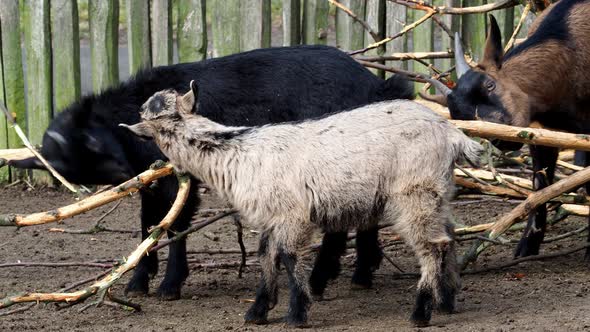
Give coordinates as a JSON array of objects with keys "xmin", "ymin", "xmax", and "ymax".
[{"xmin": 433, "ymin": 0, "xmax": 590, "ymax": 259}]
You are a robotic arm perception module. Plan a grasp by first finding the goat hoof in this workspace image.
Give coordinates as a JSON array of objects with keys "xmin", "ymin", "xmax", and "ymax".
[
  {"xmin": 156, "ymin": 285, "xmax": 181, "ymax": 301},
  {"xmin": 411, "ymin": 318, "xmax": 430, "ymax": 328},
  {"xmin": 125, "ymin": 280, "xmax": 149, "ymax": 297},
  {"xmin": 311, "ymin": 293, "xmax": 324, "ymax": 302},
  {"xmin": 514, "ymin": 237, "xmax": 541, "ymax": 258},
  {"xmin": 245, "ymin": 307, "xmax": 269, "ymax": 325},
  {"xmin": 285, "ymin": 316, "xmax": 311, "ymax": 328},
  {"xmin": 245, "ymin": 317, "xmax": 269, "ymax": 325},
  {"xmin": 437, "ymin": 302, "xmax": 455, "ymax": 315},
  {"xmin": 351, "ymin": 271, "xmax": 373, "ymax": 290},
  {"xmin": 350, "ymin": 282, "xmax": 371, "ymax": 291}
]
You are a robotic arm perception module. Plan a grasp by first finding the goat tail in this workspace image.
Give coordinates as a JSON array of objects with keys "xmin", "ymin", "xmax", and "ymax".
[{"xmin": 449, "ymin": 128, "xmax": 483, "ymax": 166}]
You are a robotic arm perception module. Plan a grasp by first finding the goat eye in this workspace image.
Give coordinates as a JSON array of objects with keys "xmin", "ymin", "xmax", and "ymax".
[{"xmin": 485, "ymin": 80, "xmax": 496, "ymax": 92}]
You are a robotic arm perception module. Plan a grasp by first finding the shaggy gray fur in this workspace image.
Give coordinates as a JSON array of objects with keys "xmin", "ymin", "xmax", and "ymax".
[{"xmin": 122, "ymin": 85, "xmax": 482, "ymax": 327}]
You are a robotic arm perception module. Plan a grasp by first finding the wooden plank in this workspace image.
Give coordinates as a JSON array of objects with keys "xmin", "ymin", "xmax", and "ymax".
[
  {"xmin": 336, "ymin": 0, "xmax": 366, "ymax": 51},
  {"xmin": 0, "ymin": 1, "xmax": 26, "ymax": 151},
  {"xmin": 494, "ymin": 8, "xmax": 514, "ymax": 46},
  {"xmin": 89, "ymin": 0, "xmax": 119, "ymax": 93},
  {"xmin": 126, "ymin": 0, "xmax": 151, "ymax": 74},
  {"xmin": 177, "ymin": 0, "xmax": 207, "ymax": 62},
  {"xmin": 412, "ymin": 8, "xmax": 433, "ymax": 92},
  {"xmin": 384, "ymin": 1, "xmax": 407, "ymax": 75},
  {"xmin": 282, "ymin": 0, "xmax": 301, "ymax": 46},
  {"xmin": 364, "ymin": 0, "xmax": 385, "ymax": 77},
  {"xmin": 151, "ymin": 0, "xmax": 173, "ymax": 66},
  {"xmin": 212, "ymin": 0, "xmax": 240, "ymax": 57},
  {"xmin": 23, "ymin": 0, "xmax": 52, "ymax": 184},
  {"xmin": 439, "ymin": 0, "xmax": 460, "ymax": 77},
  {"xmin": 302, "ymin": 0, "xmax": 329, "ymax": 45},
  {"xmin": 51, "ymin": 0, "xmax": 81, "ymax": 112},
  {"xmin": 461, "ymin": 0, "xmax": 487, "ymax": 62},
  {"xmin": 0, "ymin": 23, "xmax": 7, "ymax": 182},
  {"xmin": 240, "ymin": 0, "xmax": 271, "ymax": 51}
]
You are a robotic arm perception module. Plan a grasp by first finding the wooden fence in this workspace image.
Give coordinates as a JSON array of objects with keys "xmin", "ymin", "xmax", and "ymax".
[{"xmin": 0, "ymin": 0, "xmax": 535, "ymax": 183}]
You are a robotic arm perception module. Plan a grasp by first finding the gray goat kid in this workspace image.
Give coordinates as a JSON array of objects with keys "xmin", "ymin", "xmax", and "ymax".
[{"xmin": 121, "ymin": 81, "xmax": 482, "ymax": 327}]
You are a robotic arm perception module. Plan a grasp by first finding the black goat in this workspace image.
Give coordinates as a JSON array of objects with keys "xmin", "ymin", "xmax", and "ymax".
[
  {"xmin": 9, "ymin": 45, "xmax": 413, "ymax": 299},
  {"xmin": 432, "ymin": 0, "xmax": 590, "ymax": 259}
]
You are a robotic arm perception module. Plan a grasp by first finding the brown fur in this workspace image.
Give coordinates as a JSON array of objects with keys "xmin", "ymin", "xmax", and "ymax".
[{"xmin": 481, "ymin": 2, "xmax": 590, "ymax": 128}]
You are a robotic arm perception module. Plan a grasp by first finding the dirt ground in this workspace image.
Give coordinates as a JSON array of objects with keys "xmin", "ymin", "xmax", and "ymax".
[{"xmin": 1, "ymin": 183, "xmax": 589, "ymax": 332}]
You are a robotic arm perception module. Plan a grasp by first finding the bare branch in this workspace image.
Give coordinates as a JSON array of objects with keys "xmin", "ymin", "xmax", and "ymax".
[
  {"xmin": 0, "ymin": 103, "xmax": 77, "ymax": 193},
  {"xmin": 350, "ymin": 7, "xmax": 436, "ymax": 56},
  {"xmin": 355, "ymin": 51, "xmax": 453, "ymax": 62},
  {"xmin": 0, "ymin": 163, "xmax": 174, "ymax": 227},
  {"xmin": 504, "ymin": 3, "xmax": 531, "ymax": 52},
  {"xmin": 391, "ymin": 0, "xmax": 520, "ymax": 15},
  {"xmin": 0, "ymin": 173, "xmax": 191, "ymax": 311},
  {"xmin": 329, "ymin": 0, "xmax": 380, "ymax": 42}
]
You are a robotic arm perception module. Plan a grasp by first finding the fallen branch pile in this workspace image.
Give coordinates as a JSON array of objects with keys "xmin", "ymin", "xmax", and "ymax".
[{"xmin": 0, "ymin": 170, "xmax": 191, "ymax": 312}]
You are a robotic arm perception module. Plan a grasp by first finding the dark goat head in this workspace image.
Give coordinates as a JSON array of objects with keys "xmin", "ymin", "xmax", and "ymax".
[{"xmin": 432, "ymin": 15, "xmax": 528, "ymax": 151}]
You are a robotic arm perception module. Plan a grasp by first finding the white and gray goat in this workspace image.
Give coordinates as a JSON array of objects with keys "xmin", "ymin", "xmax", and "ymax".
[{"xmin": 121, "ymin": 81, "xmax": 482, "ymax": 327}]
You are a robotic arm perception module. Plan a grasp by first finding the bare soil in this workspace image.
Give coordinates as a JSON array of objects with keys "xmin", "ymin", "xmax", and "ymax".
[{"xmin": 1, "ymin": 184, "xmax": 589, "ymax": 331}]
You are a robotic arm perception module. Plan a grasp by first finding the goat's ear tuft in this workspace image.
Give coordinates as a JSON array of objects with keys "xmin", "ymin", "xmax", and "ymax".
[{"xmin": 482, "ymin": 15, "xmax": 503, "ymax": 69}]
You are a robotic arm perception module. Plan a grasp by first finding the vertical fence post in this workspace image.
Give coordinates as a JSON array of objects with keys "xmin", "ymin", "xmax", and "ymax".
[
  {"xmin": 0, "ymin": 0, "xmax": 26, "ymax": 181},
  {"xmin": 212, "ymin": 0, "xmax": 240, "ymax": 57},
  {"xmin": 177, "ymin": 0, "xmax": 207, "ymax": 62},
  {"xmin": 51, "ymin": 0, "xmax": 81, "ymax": 112},
  {"xmin": 151, "ymin": 0, "xmax": 173, "ymax": 66},
  {"xmin": 282, "ymin": 0, "xmax": 301, "ymax": 46},
  {"xmin": 336, "ymin": 0, "xmax": 366, "ymax": 51},
  {"xmin": 439, "ymin": 0, "xmax": 460, "ymax": 80},
  {"xmin": 412, "ymin": 9, "xmax": 433, "ymax": 92},
  {"xmin": 364, "ymin": 0, "xmax": 385, "ymax": 77},
  {"xmin": 461, "ymin": 0, "xmax": 487, "ymax": 62},
  {"xmin": 302, "ymin": 0, "xmax": 329, "ymax": 45},
  {"xmin": 24, "ymin": 0, "xmax": 52, "ymax": 184},
  {"xmin": 240, "ymin": 0, "xmax": 271, "ymax": 51},
  {"xmin": 127, "ymin": 0, "xmax": 151, "ymax": 74},
  {"xmin": 89, "ymin": 0, "xmax": 119, "ymax": 93},
  {"xmin": 0, "ymin": 25, "xmax": 7, "ymax": 182},
  {"xmin": 384, "ymin": 2, "xmax": 407, "ymax": 75},
  {"xmin": 495, "ymin": 8, "xmax": 514, "ymax": 47}
]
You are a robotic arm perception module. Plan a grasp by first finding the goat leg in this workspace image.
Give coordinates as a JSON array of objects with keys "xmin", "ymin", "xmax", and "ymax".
[{"xmin": 514, "ymin": 146, "xmax": 558, "ymax": 257}]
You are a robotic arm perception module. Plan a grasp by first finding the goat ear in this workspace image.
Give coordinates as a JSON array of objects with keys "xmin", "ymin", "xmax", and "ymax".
[
  {"xmin": 190, "ymin": 80, "xmax": 199, "ymax": 101},
  {"xmin": 178, "ymin": 80, "xmax": 197, "ymax": 114},
  {"xmin": 119, "ymin": 123, "xmax": 154, "ymax": 140},
  {"xmin": 482, "ymin": 15, "xmax": 503, "ymax": 69}
]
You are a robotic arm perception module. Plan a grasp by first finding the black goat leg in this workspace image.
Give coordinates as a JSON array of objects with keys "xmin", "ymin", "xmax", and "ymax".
[{"xmin": 515, "ymin": 145, "xmax": 558, "ymax": 257}]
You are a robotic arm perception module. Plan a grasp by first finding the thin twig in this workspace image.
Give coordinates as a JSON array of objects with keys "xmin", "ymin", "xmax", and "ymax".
[
  {"xmin": 0, "ymin": 261, "xmax": 114, "ymax": 269},
  {"xmin": 462, "ymin": 243, "xmax": 590, "ymax": 275},
  {"xmin": 455, "ymin": 164, "xmax": 491, "ymax": 186},
  {"xmin": 391, "ymin": 0, "xmax": 519, "ymax": 15},
  {"xmin": 150, "ymin": 209, "xmax": 238, "ymax": 252},
  {"xmin": 0, "ymin": 303, "xmax": 36, "ymax": 317},
  {"xmin": 59, "ymin": 270, "xmax": 112, "ymax": 292},
  {"xmin": 381, "ymin": 251, "xmax": 405, "ymax": 273},
  {"xmin": 329, "ymin": 0, "xmax": 380, "ymax": 42},
  {"xmin": 356, "ymin": 59, "xmax": 429, "ymax": 83},
  {"xmin": 0, "ymin": 102, "xmax": 78, "ymax": 193},
  {"xmin": 355, "ymin": 51, "xmax": 453, "ymax": 62},
  {"xmin": 350, "ymin": 7, "xmax": 436, "ymax": 56},
  {"xmin": 504, "ymin": 3, "xmax": 531, "ymax": 52}
]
